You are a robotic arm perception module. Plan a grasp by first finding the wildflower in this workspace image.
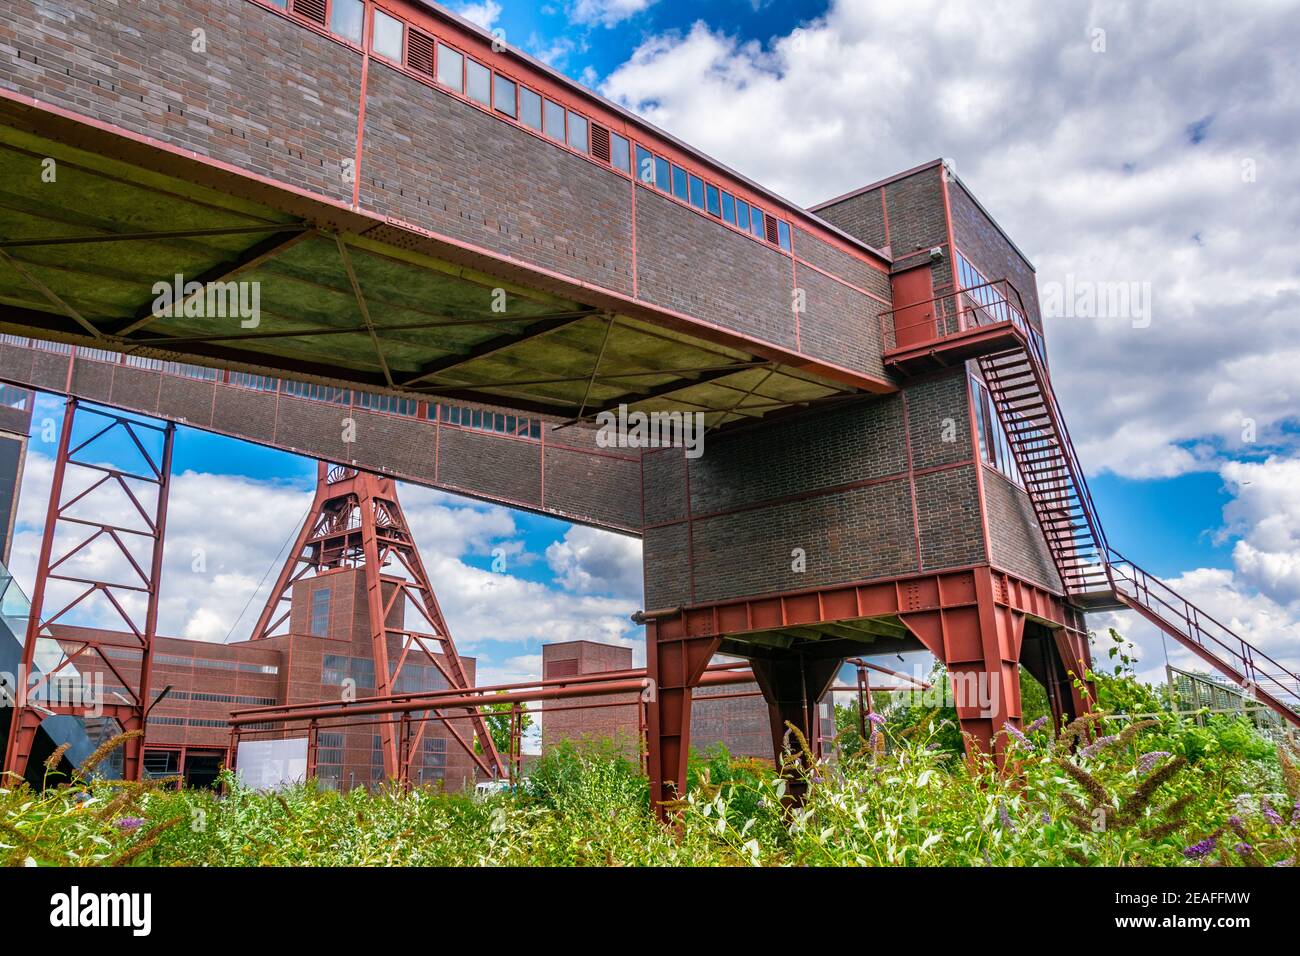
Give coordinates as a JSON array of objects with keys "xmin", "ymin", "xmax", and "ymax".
[
  {"xmin": 1234, "ymin": 842, "xmax": 1253, "ymax": 858},
  {"xmin": 1262, "ymin": 801, "xmax": 1283, "ymax": 827},
  {"xmin": 1026, "ymin": 716, "xmax": 1049, "ymax": 733},
  {"xmin": 115, "ymin": 817, "xmax": 145, "ymax": 831},
  {"xmin": 1040, "ymin": 810, "xmax": 1051, "ymax": 825},
  {"xmin": 1005, "ymin": 724, "xmax": 1032, "ymax": 749},
  {"xmin": 867, "ymin": 712, "xmax": 886, "ymax": 727},
  {"xmin": 1137, "ymin": 751, "xmax": 1170, "ymax": 775},
  {"xmin": 1079, "ymin": 734, "xmax": 1118, "ymax": 759},
  {"xmin": 1183, "ymin": 837, "xmax": 1216, "ymax": 860},
  {"xmin": 998, "ymin": 802, "xmax": 1015, "ymax": 833},
  {"xmin": 1274, "ymin": 858, "xmax": 1294, "ymax": 867}
]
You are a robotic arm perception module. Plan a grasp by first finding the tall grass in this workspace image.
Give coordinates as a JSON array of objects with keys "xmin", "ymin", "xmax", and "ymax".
[{"xmin": 2, "ymin": 705, "xmax": 1295, "ymax": 866}]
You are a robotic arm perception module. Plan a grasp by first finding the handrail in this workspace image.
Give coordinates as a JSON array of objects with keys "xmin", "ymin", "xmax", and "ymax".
[
  {"xmin": 881, "ymin": 278, "xmax": 1046, "ymax": 365},
  {"xmin": 1108, "ymin": 548, "xmax": 1300, "ymax": 704}
]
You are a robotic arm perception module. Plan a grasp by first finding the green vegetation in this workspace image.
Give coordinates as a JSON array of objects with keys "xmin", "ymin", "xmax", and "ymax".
[{"xmin": 4, "ymin": 668, "xmax": 1296, "ymax": 866}]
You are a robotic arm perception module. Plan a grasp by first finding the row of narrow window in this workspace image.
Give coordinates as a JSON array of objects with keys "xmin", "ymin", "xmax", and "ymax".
[
  {"xmin": 269, "ymin": 0, "xmax": 796, "ymax": 254},
  {"xmin": 4, "ymin": 335, "xmax": 545, "ymax": 443}
]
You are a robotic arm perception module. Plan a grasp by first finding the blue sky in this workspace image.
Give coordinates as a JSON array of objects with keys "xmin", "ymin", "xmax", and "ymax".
[{"xmin": 8, "ymin": 0, "xmax": 1300, "ymax": 700}]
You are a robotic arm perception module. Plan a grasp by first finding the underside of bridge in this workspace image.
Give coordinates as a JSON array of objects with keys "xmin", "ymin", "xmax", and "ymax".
[{"xmin": 0, "ymin": 98, "xmax": 870, "ymax": 430}]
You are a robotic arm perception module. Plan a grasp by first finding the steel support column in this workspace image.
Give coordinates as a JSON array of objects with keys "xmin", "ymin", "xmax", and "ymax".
[{"xmin": 645, "ymin": 616, "xmax": 720, "ymax": 821}]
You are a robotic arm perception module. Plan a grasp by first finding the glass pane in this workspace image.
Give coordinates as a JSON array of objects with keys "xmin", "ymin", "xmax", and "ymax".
[
  {"xmin": 330, "ymin": 0, "xmax": 364, "ymax": 44},
  {"xmin": 722, "ymin": 192, "xmax": 736, "ymax": 224},
  {"xmin": 672, "ymin": 165, "xmax": 687, "ymax": 200},
  {"xmin": 610, "ymin": 132, "xmax": 630, "ymax": 173},
  {"xmin": 437, "ymin": 44, "xmax": 463, "ymax": 91},
  {"xmin": 372, "ymin": 9, "xmax": 403, "ymax": 61},
  {"xmin": 688, "ymin": 174, "xmax": 704, "ymax": 208},
  {"xmin": 520, "ymin": 87, "xmax": 542, "ymax": 129},
  {"xmin": 655, "ymin": 156, "xmax": 670, "ymax": 191},
  {"xmin": 494, "ymin": 74, "xmax": 516, "ymax": 117},
  {"xmin": 544, "ymin": 99, "xmax": 565, "ymax": 141},
  {"xmin": 567, "ymin": 111, "xmax": 588, "ymax": 151},
  {"xmin": 736, "ymin": 200, "xmax": 750, "ymax": 231},
  {"xmin": 636, "ymin": 145, "xmax": 655, "ymax": 183},
  {"xmin": 750, "ymin": 206, "xmax": 765, "ymax": 237},
  {"xmin": 466, "ymin": 58, "xmax": 490, "ymax": 106},
  {"xmin": 777, "ymin": 220, "xmax": 791, "ymax": 251},
  {"xmin": 706, "ymin": 184, "xmax": 721, "ymax": 217}
]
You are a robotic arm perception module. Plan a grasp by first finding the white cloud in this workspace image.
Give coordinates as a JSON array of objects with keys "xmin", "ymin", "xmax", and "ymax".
[
  {"xmin": 569, "ymin": 0, "xmax": 657, "ymax": 29},
  {"xmin": 456, "ymin": 1, "xmax": 502, "ymax": 31},
  {"xmin": 545, "ymin": 524, "xmax": 643, "ymax": 598}
]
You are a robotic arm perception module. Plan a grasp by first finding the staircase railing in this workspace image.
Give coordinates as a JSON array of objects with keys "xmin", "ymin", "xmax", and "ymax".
[{"xmin": 1108, "ymin": 549, "xmax": 1300, "ymax": 722}]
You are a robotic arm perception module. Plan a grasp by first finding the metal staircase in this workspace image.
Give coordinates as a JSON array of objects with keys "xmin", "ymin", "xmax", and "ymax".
[{"xmin": 884, "ymin": 279, "xmax": 1300, "ymax": 728}]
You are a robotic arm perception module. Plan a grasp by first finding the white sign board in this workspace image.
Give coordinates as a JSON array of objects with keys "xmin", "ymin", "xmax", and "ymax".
[{"xmin": 235, "ymin": 737, "xmax": 308, "ymax": 791}]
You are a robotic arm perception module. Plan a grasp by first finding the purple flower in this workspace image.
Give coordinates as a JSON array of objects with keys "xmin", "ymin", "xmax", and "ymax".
[
  {"xmin": 1292, "ymin": 799, "xmax": 1300, "ymax": 824},
  {"xmin": 1261, "ymin": 802, "xmax": 1283, "ymax": 826},
  {"xmin": 1234, "ymin": 842, "xmax": 1253, "ymax": 858},
  {"xmin": 1080, "ymin": 735, "xmax": 1118, "ymax": 759},
  {"xmin": 867, "ymin": 712, "xmax": 886, "ymax": 726},
  {"xmin": 115, "ymin": 817, "xmax": 144, "ymax": 831},
  {"xmin": 1183, "ymin": 837, "xmax": 1216, "ymax": 860},
  {"xmin": 1026, "ymin": 716, "xmax": 1049, "ymax": 733},
  {"xmin": 1040, "ymin": 810, "xmax": 1051, "ymax": 826},
  {"xmin": 998, "ymin": 802, "xmax": 1015, "ymax": 832},
  {"xmin": 1137, "ymin": 751, "xmax": 1170, "ymax": 775},
  {"xmin": 1005, "ymin": 724, "xmax": 1032, "ymax": 749}
]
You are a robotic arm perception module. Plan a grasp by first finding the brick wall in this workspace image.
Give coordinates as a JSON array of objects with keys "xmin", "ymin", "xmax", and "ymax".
[
  {"xmin": 983, "ymin": 467, "xmax": 1062, "ymax": 591},
  {"xmin": 642, "ymin": 369, "xmax": 988, "ymax": 609},
  {"xmin": 947, "ymin": 179, "xmax": 1043, "ymax": 329},
  {"xmin": 0, "ymin": 339, "xmax": 644, "ymax": 531}
]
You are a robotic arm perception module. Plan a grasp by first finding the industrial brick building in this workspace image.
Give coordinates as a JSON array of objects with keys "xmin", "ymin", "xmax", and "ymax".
[{"xmin": 1, "ymin": 0, "xmax": 1294, "ymax": 804}]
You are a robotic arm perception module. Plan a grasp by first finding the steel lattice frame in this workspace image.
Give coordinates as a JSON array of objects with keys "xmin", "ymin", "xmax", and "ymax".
[
  {"xmin": 2, "ymin": 398, "xmax": 174, "ymax": 782},
  {"xmin": 248, "ymin": 462, "xmax": 506, "ymax": 779}
]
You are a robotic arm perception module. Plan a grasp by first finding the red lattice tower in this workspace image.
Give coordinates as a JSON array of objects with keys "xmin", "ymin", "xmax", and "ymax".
[{"xmin": 248, "ymin": 462, "xmax": 505, "ymax": 780}]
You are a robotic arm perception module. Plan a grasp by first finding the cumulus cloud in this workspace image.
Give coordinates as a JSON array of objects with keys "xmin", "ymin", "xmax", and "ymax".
[
  {"xmin": 569, "ymin": 0, "xmax": 657, "ymax": 29},
  {"xmin": 455, "ymin": 0, "xmax": 502, "ymax": 31},
  {"xmin": 545, "ymin": 524, "xmax": 643, "ymax": 598}
]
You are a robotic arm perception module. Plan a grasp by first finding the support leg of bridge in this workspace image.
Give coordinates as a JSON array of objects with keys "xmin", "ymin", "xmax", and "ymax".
[
  {"xmin": 645, "ymin": 619, "xmax": 719, "ymax": 822},
  {"xmin": 748, "ymin": 652, "xmax": 842, "ymax": 798},
  {"xmin": 900, "ymin": 567, "xmax": 1025, "ymax": 756}
]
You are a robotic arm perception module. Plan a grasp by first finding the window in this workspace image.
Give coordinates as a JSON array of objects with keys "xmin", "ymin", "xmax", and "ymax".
[
  {"xmin": 567, "ymin": 110, "xmax": 588, "ymax": 151},
  {"xmin": 722, "ymin": 192, "xmax": 736, "ymax": 225},
  {"xmin": 610, "ymin": 132, "xmax": 630, "ymax": 173},
  {"xmin": 636, "ymin": 145, "xmax": 655, "ymax": 183},
  {"xmin": 736, "ymin": 199, "xmax": 750, "ymax": 231},
  {"xmin": 310, "ymin": 587, "xmax": 331, "ymax": 638},
  {"xmin": 655, "ymin": 155, "xmax": 670, "ymax": 191},
  {"xmin": 372, "ymin": 8, "xmax": 403, "ymax": 61},
  {"xmin": 749, "ymin": 204, "xmax": 765, "ymax": 238},
  {"xmin": 436, "ymin": 43, "xmax": 463, "ymax": 91},
  {"xmin": 688, "ymin": 174, "xmax": 705, "ymax": 209},
  {"xmin": 329, "ymin": 0, "xmax": 364, "ymax": 43},
  {"xmin": 493, "ymin": 74, "xmax": 517, "ymax": 117},
  {"xmin": 706, "ymin": 184, "xmax": 721, "ymax": 217},
  {"xmin": 520, "ymin": 86, "xmax": 542, "ymax": 130},
  {"xmin": 544, "ymin": 99, "xmax": 565, "ymax": 141},
  {"xmin": 466, "ymin": 58, "xmax": 490, "ymax": 106},
  {"xmin": 672, "ymin": 165, "xmax": 688, "ymax": 200},
  {"xmin": 777, "ymin": 220, "xmax": 792, "ymax": 252}
]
